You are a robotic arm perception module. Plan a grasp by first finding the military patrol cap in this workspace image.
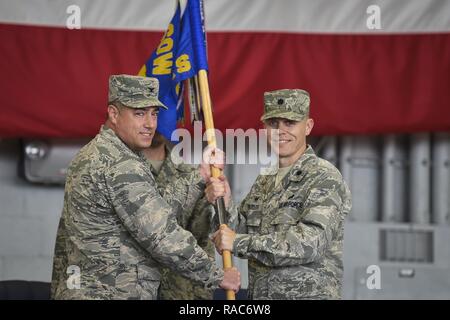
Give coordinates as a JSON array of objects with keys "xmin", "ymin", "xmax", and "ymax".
[
  {"xmin": 261, "ymin": 89, "xmax": 310, "ymax": 121},
  {"xmin": 108, "ymin": 74, "xmax": 168, "ymax": 109}
]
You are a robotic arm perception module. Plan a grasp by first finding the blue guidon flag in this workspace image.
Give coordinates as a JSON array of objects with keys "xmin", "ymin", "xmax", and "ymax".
[{"xmin": 138, "ymin": 0, "xmax": 208, "ymax": 141}]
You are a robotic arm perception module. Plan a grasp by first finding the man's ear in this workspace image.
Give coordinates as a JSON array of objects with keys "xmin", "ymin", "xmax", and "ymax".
[
  {"xmin": 107, "ymin": 105, "xmax": 119, "ymax": 125},
  {"xmin": 305, "ymin": 118, "xmax": 314, "ymax": 136}
]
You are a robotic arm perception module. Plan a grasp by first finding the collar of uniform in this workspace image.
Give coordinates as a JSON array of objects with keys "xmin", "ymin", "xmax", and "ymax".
[
  {"xmin": 99, "ymin": 125, "xmax": 142, "ymax": 158},
  {"xmin": 288, "ymin": 145, "xmax": 317, "ymax": 181},
  {"xmin": 259, "ymin": 166, "xmax": 278, "ymax": 176},
  {"xmin": 256, "ymin": 145, "xmax": 316, "ymax": 196}
]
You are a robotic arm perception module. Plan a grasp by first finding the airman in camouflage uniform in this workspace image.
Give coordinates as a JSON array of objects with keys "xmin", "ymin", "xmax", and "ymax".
[
  {"xmin": 142, "ymin": 133, "xmax": 215, "ymax": 300},
  {"xmin": 210, "ymin": 89, "xmax": 352, "ymax": 300},
  {"xmin": 50, "ymin": 75, "xmax": 240, "ymax": 299}
]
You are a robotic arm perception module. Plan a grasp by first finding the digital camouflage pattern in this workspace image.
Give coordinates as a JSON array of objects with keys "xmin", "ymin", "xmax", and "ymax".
[
  {"xmin": 50, "ymin": 126, "xmax": 223, "ymax": 300},
  {"xmin": 261, "ymin": 89, "xmax": 310, "ymax": 122},
  {"xmin": 148, "ymin": 145, "xmax": 215, "ymax": 300},
  {"xmin": 108, "ymin": 74, "xmax": 167, "ymax": 109},
  {"xmin": 224, "ymin": 146, "xmax": 351, "ymax": 300}
]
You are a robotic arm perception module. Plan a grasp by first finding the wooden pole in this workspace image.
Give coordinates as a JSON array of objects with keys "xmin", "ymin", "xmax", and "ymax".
[{"xmin": 197, "ymin": 69, "xmax": 236, "ymax": 300}]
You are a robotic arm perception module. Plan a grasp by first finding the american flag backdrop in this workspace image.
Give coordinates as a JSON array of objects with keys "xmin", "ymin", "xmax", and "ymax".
[{"xmin": 0, "ymin": 0, "xmax": 449, "ymax": 138}]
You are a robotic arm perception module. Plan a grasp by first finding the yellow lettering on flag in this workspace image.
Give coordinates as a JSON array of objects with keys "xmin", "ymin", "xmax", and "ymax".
[
  {"xmin": 157, "ymin": 38, "xmax": 174, "ymax": 55},
  {"xmin": 156, "ymin": 24, "xmax": 174, "ymax": 55},
  {"xmin": 176, "ymin": 54, "xmax": 191, "ymax": 73},
  {"xmin": 152, "ymin": 52, "xmax": 173, "ymax": 75}
]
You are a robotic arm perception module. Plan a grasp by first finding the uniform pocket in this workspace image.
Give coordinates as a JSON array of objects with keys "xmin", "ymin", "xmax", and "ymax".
[
  {"xmin": 270, "ymin": 207, "xmax": 300, "ymax": 232},
  {"xmin": 246, "ymin": 209, "xmax": 262, "ymax": 234},
  {"xmin": 135, "ymin": 264, "xmax": 161, "ymax": 300}
]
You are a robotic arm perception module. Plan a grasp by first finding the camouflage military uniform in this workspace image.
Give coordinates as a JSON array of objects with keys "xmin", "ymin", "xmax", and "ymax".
[
  {"xmin": 51, "ymin": 75, "xmax": 223, "ymax": 299},
  {"xmin": 149, "ymin": 145, "xmax": 215, "ymax": 300},
  {"xmin": 221, "ymin": 89, "xmax": 352, "ymax": 299},
  {"xmin": 227, "ymin": 146, "xmax": 351, "ymax": 299},
  {"xmin": 51, "ymin": 126, "xmax": 222, "ymax": 299}
]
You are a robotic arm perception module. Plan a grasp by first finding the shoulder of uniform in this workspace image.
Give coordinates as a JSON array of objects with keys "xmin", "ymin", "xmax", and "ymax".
[
  {"xmin": 70, "ymin": 136, "xmax": 102, "ymax": 168},
  {"xmin": 302, "ymin": 156, "xmax": 344, "ymax": 182},
  {"xmin": 317, "ymin": 157, "xmax": 341, "ymax": 175}
]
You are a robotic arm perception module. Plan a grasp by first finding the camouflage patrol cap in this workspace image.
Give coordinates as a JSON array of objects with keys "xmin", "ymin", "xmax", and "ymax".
[
  {"xmin": 108, "ymin": 74, "xmax": 168, "ymax": 109},
  {"xmin": 261, "ymin": 89, "xmax": 310, "ymax": 121}
]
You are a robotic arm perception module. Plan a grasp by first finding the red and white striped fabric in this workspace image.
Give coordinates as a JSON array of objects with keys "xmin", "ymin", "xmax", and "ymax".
[{"xmin": 1, "ymin": 0, "xmax": 449, "ymax": 138}]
